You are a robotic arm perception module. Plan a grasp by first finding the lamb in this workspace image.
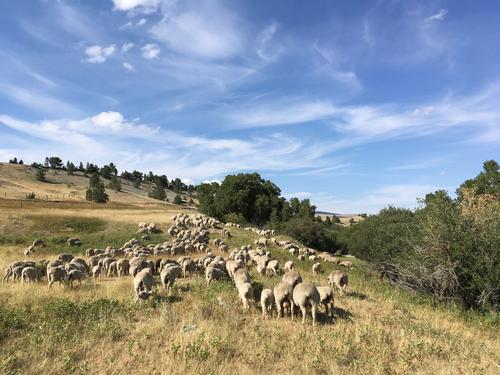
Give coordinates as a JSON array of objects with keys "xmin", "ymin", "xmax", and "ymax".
[
  {"xmin": 21, "ymin": 267, "xmax": 42, "ymax": 283},
  {"xmin": 317, "ymin": 286, "xmax": 335, "ymax": 321},
  {"xmin": 282, "ymin": 271, "xmax": 302, "ymax": 288},
  {"xmin": 328, "ymin": 270, "xmax": 348, "ymax": 294},
  {"xmin": 237, "ymin": 282, "xmax": 254, "ymax": 310},
  {"xmin": 274, "ymin": 281, "xmax": 295, "ymax": 319},
  {"xmin": 47, "ymin": 267, "xmax": 67, "ymax": 290},
  {"xmin": 312, "ymin": 262, "xmax": 322, "ymax": 275},
  {"xmin": 293, "ymin": 282, "xmax": 321, "ymax": 325},
  {"xmin": 68, "ymin": 269, "xmax": 86, "ymax": 288},
  {"xmin": 284, "ymin": 261, "xmax": 295, "ymax": 272},
  {"xmin": 133, "ymin": 268, "xmax": 154, "ymax": 295},
  {"xmin": 260, "ymin": 288, "xmax": 275, "ymax": 319},
  {"xmin": 160, "ymin": 264, "xmax": 181, "ymax": 293}
]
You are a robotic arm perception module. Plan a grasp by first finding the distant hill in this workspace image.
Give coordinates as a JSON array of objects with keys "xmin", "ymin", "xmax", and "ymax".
[
  {"xmin": 0, "ymin": 163, "xmax": 195, "ymax": 207},
  {"xmin": 315, "ymin": 210, "xmax": 364, "ymax": 225}
]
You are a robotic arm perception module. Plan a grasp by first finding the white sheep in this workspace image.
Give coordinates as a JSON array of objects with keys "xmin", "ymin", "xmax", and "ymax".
[
  {"xmin": 328, "ymin": 270, "xmax": 348, "ymax": 294},
  {"xmin": 260, "ymin": 288, "xmax": 275, "ymax": 319},
  {"xmin": 237, "ymin": 282, "xmax": 254, "ymax": 310},
  {"xmin": 317, "ymin": 286, "xmax": 335, "ymax": 321},
  {"xmin": 160, "ymin": 264, "xmax": 181, "ymax": 293},
  {"xmin": 47, "ymin": 267, "xmax": 67, "ymax": 290},
  {"xmin": 312, "ymin": 262, "xmax": 322, "ymax": 275},
  {"xmin": 133, "ymin": 268, "xmax": 154, "ymax": 295},
  {"xmin": 293, "ymin": 282, "xmax": 321, "ymax": 325},
  {"xmin": 21, "ymin": 267, "xmax": 42, "ymax": 283},
  {"xmin": 282, "ymin": 271, "xmax": 302, "ymax": 288},
  {"xmin": 274, "ymin": 281, "xmax": 294, "ymax": 319},
  {"xmin": 68, "ymin": 269, "xmax": 86, "ymax": 288},
  {"xmin": 284, "ymin": 261, "xmax": 295, "ymax": 272}
]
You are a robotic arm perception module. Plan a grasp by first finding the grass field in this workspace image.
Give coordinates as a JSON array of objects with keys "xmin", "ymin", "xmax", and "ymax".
[{"xmin": 0, "ymin": 203, "xmax": 499, "ymax": 375}]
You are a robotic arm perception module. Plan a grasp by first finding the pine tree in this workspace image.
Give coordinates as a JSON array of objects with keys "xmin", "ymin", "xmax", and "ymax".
[
  {"xmin": 85, "ymin": 173, "xmax": 109, "ymax": 203},
  {"xmin": 108, "ymin": 175, "xmax": 122, "ymax": 192},
  {"xmin": 67, "ymin": 161, "xmax": 75, "ymax": 175},
  {"xmin": 148, "ymin": 183, "xmax": 166, "ymax": 201},
  {"xmin": 36, "ymin": 168, "xmax": 46, "ymax": 182},
  {"xmin": 173, "ymin": 195, "xmax": 183, "ymax": 205}
]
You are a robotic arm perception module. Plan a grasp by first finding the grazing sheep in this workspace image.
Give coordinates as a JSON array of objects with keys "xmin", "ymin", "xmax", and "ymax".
[
  {"xmin": 57, "ymin": 253, "xmax": 74, "ymax": 263},
  {"xmin": 282, "ymin": 271, "xmax": 303, "ymax": 288},
  {"xmin": 297, "ymin": 254, "xmax": 305, "ymax": 261},
  {"xmin": 274, "ymin": 281, "xmax": 295, "ymax": 319},
  {"xmin": 12, "ymin": 266, "xmax": 25, "ymax": 282},
  {"xmin": 284, "ymin": 261, "xmax": 295, "ymax": 272},
  {"xmin": 182, "ymin": 258, "xmax": 197, "ymax": 278},
  {"xmin": 339, "ymin": 260, "xmax": 353, "ymax": 269},
  {"xmin": 233, "ymin": 268, "xmax": 251, "ymax": 287},
  {"xmin": 134, "ymin": 268, "xmax": 154, "ymax": 295},
  {"xmin": 260, "ymin": 288, "xmax": 275, "ymax": 319},
  {"xmin": 68, "ymin": 269, "xmax": 86, "ymax": 288},
  {"xmin": 107, "ymin": 261, "xmax": 118, "ymax": 277},
  {"xmin": 92, "ymin": 265, "xmax": 101, "ymax": 279},
  {"xmin": 47, "ymin": 267, "xmax": 67, "ymax": 290},
  {"xmin": 21, "ymin": 267, "xmax": 42, "ymax": 283},
  {"xmin": 205, "ymin": 266, "xmax": 227, "ymax": 285},
  {"xmin": 312, "ymin": 262, "xmax": 322, "ymax": 275},
  {"xmin": 160, "ymin": 264, "xmax": 181, "ymax": 293},
  {"xmin": 293, "ymin": 282, "xmax": 321, "ymax": 325},
  {"xmin": 237, "ymin": 282, "xmax": 254, "ymax": 310},
  {"xmin": 317, "ymin": 286, "xmax": 335, "ymax": 321},
  {"xmin": 226, "ymin": 259, "xmax": 243, "ymax": 279},
  {"xmin": 117, "ymin": 259, "xmax": 130, "ymax": 277},
  {"xmin": 328, "ymin": 270, "xmax": 348, "ymax": 294},
  {"xmin": 266, "ymin": 260, "xmax": 280, "ymax": 276}
]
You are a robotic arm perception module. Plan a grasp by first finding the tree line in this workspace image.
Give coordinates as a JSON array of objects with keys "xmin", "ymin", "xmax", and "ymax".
[{"xmin": 196, "ymin": 162, "xmax": 499, "ymax": 311}]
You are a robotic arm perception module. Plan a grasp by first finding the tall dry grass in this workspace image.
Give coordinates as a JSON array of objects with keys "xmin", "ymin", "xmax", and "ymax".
[{"xmin": 0, "ymin": 205, "xmax": 498, "ymax": 374}]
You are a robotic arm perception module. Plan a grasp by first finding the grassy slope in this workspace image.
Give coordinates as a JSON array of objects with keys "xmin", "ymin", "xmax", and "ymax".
[
  {"xmin": 0, "ymin": 163, "xmax": 195, "ymax": 205},
  {"xmin": 0, "ymin": 204, "xmax": 498, "ymax": 375}
]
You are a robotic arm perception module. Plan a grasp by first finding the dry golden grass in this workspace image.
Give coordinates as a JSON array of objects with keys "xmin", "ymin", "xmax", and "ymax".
[{"xmin": 0, "ymin": 203, "xmax": 499, "ymax": 375}]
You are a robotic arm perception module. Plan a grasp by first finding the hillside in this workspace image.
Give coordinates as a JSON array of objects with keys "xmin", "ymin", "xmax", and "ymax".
[
  {"xmin": 0, "ymin": 202, "xmax": 498, "ymax": 374},
  {"xmin": 0, "ymin": 163, "xmax": 195, "ymax": 207}
]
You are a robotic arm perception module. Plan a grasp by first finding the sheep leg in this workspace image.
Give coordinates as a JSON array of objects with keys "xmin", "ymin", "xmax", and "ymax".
[
  {"xmin": 312, "ymin": 304, "xmax": 317, "ymax": 326},
  {"xmin": 300, "ymin": 305, "xmax": 306, "ymax": 324}
]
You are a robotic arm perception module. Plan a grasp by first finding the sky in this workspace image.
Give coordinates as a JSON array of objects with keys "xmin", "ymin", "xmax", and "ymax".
[{"xmin": 0, "ymin": 0, "xmax": 499, "ymax": 213}]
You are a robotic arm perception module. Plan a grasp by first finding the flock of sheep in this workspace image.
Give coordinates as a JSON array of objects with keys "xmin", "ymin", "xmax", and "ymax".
[{"xmin": 2, "ymin": 213, "xmax": 352, "ymax": 325}]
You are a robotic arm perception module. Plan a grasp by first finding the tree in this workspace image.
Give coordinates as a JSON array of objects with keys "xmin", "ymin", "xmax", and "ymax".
[
  {"xmin": 18, "ymin": 159, "xmax": 24, "ymax": 165},
  {"xmin": 78, "ymin": 162, "xmax": 84, "ymax": 172},
  {"xmin": 47, "ymin": 156, "xmax": 63, "ymax": 169},
  {"xmin": 36, "ymin": 168, "xmax": 46, "ymax": 182},
  {"xmin": 173, "ymin": 195, "xmax": 183, "ymax": 205},
  {"xmin": 108, "ymin": 162, "xmax": 118, "ymax": 176},
  {"xmin": 66, "ymin": 161, "xmax": 75, "ymax": 175},
  {"xmin": 100, "ymin": 165, "xmax": 112, "ymax": 179},
  {"xmin": 108, "ymin": 175, "xmax": 121, "ymax": 192},
  {"xmin": 8, "ymin": 157, "xmax": 17, "ymax": 164},
  {"xmin": 148, "ymin": 183, "xmax": 166, "ymax": 201},
  {"xmin": 85, "ymin": 173, "xmax": 109, "ymax": 203},
  {"xmin": 458, "ymin": 160, "xmax": 500, "ymax": 199}
]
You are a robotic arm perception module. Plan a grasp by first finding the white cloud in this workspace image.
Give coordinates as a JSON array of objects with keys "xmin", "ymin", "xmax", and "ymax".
[
  {"xmin": 227, "ymin": 99, "xmax": 337, "ymax": 128},
  {"xmin": 119, "ymin": 18, "xmax": 147, "ymax": 30},
  {"xmin": 84, "ymin": 44, "xmax": 116, "ymax": 63},
  {"xmin": 112, "ymin": 0, "xmax": 160, "ymax": 14},
  {"xmin": 151, "ymin": 0, "xmax": 243, "ymax": 60},
  {"xmin": 256, "ymin": 21, "xmax": 283, "ymax": 61},
  {"xmin": 123, "ymin": 62, "xmax": 135, "ymax": 71},
  {"xmin": 142, "ymin": 43, "xmax": 160, "ymax": 59},
  {"xmin": 425, "ymin": 9, "xmax": 448, "ymax": 23},
  {"xmin": 312, "ymin": 43, "xmax": 361, "ymax": 89},
  {"xmin": 136, "ymin": 18, "xmax": 147, "ymax": 26},
  {"xmin": 181, "ymin": 178, "xmax": 194, "ymax": 185},
  {"xmin": 121, "ymin": 42, "xmax": 135, "ymax": 53},
  {"xmin": 0, "ymin": 84, "xmax": 81, "ymax": 117}
]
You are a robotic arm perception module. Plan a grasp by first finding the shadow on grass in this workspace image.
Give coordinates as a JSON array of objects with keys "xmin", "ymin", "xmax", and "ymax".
[
  {"xmin": 333, "ymin": 306, "xmax": 354, "ymax": 322},
  {"xmin": 345, "ymin": 291, "xmax": 368, "ymax": 300}
]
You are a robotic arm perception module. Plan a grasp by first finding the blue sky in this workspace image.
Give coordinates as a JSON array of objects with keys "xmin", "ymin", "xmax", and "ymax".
[{"xmin": 0, "ymin": 0, "xmax": 499, "ymax": 213}]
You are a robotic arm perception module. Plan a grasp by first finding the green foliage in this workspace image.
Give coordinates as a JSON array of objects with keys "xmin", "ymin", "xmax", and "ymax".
[
  {"xmin": 173, "ymin": 195, "xmax": 183, "ymax": 205},
  {"xmin": 458, "ymin": 160, "xmax": 500, "ymax": 199},
  {"xmin": 148, "ymin": 183, "xmax": 167, "ymax": 201},
  {"xmin": 341, "ymin": 206, "xmax": 418, "ymax": 263},
  {"xmin": 66, "ymin": 161, "xmax": 75, "ymax": 175},
  {"xmin": 85, "ymin": 173, "xmax": 109, "ymax": 203},
  {"xmin": 46, "ymin": 156, "xmax": 63, "ymax": 169},
  {"xmin": 25, "ymin": 192, "xmax": 36, "ymax": 200},
  {"xmin": 35, "ymin": 168, "xmax": 46, "ymax": 182},
  {"xmin": 108, "ymin": 175, "xmax": 122, "ymax": 192}
]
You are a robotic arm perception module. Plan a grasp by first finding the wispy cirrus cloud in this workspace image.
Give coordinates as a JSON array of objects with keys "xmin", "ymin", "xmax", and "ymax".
[{"xmin": 425, "ymin": 9, "xmax": 448, "ymax": 24}]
